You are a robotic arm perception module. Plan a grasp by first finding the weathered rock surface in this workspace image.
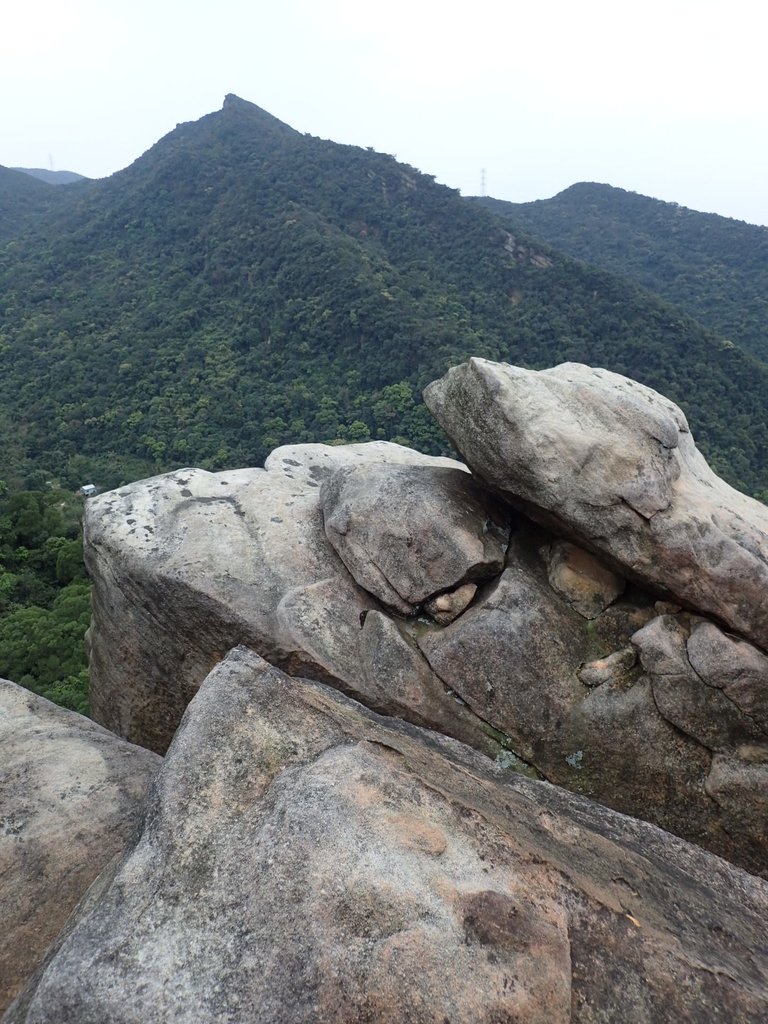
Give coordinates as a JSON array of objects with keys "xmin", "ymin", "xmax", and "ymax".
[
  {"xmin": 8, "ymin": 649, "xmax": 768, "ymax": 1024},
  {"xmin": 83, "ymin": 431, "xmax": 768, "ymax": 874},
  {"xmin": 0, "ymin": 681, "xmax": 160, "ymax": 1015},
  {"xmin": 414, "ymin": 521, "xmax": 768, "ymax": 875},
  {"xmin": 424, "ymin": 358, "xmax": 768, "ymax": 652},
  {"xmin": 84, "ymin": 442, "xmax": 498, "ymax": 756},
  {"xmin": 542, "ymin": 540, "xmax": 625, "ymax": 619},
  {"xmin": 418, "ymin": 529, "xmax": 712, "ymax": 844},
  {"xmin": 321, "ymin": 463, "xmax": 508, "ymax": 614}
]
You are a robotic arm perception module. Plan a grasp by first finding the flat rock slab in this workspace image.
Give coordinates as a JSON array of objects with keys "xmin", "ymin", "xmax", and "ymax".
[
  {"xmin": 424, "ymin": 358, "xmax": 768, "ymax": 652},
  {"xmin": 8, "ymin": 649, "xmax": 768, "ymax": 1023},
  {"xmin": 0, "ymin": 682, "xmax": 160, "ymax": 1015}
]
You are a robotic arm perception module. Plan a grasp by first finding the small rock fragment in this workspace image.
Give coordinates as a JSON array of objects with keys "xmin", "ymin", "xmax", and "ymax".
[
  {"xmin": 543, "ymin": 540, "xmax": 625, "ymax": 618},
  {"xmin": 424, "ymin": 582, "xmax": 478, "ymax": 625}
]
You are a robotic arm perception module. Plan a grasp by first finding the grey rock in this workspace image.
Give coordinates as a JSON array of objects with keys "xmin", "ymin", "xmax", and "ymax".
[
  {"xmin": 417, "ymin": 551, "xmax": 595, "ymax": 770},
  {"xmin": 632, "ymin": 614, "xmax": 768, "ymax": 751},
  {"xmin": 414, "ymin": 527, "xmax": 766, "ymax": 874},
  {"xmin": 424, "ymin": 358, "xmax": 768, "ymax": 652},
  {"xmin": 356, "ymin": 609, "xmax": 498, "ymax": 755},
  {"xmin": 705, "ymin": 754, "xmax": 768, "ymax": 873},
  {"xmin": 321, "ymin": 463, "xmax": 508, "ymax": 614},
  {"xmin": 0, "ymin": 682, "xmax": 160, "ymax": 1015},
  {"xmin": 687, "ymin": 620, "xmax": 768, "ymax": 732},
  {"xmin": 627, "ymin": 613, "xmax": 768, "ymax": 874},
  {"xmin": 8, "ymin": 649, "xmax": 768, "ymax": 1024},
  {"xmin": 84, "ymin": 443, "xmax": 496, "ymax": 754}
]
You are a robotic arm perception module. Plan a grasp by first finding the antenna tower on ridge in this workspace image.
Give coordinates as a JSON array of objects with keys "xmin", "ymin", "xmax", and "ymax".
[{"xmin": 481, "ymin": 168, "xmax": 486, "ymax": 197}]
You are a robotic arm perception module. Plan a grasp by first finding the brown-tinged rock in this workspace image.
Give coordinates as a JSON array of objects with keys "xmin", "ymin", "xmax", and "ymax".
[
  {"xmin": 7, "ymin": 649, "xmax": 768, "ymax": 1024},
  {"xmin": 423, "ymin": 581, "xmax": 477, "ymax": 624},
  {"xmin": 0, "ymin": 681, "xmax": 160, "ymax": 1015},
  {"xmin": 542, "ymin": 540, "xmax": 625, "ymax": 618}
]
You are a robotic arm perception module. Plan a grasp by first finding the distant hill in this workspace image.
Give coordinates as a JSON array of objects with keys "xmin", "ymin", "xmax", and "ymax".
[
  {"xmin": 476, "ymin": 184, "xmax": 768, "ymax": 361},
  {"xmin": 13, "ymin": 167, "xmax": 88, "ymax": 185},
  {"xmin": 0, "ymin": 165, "xmax": 76, "ymax": 243},
  {"xmin": 1, "ymin": 97, "xmax": 767, "ymax": 497}
]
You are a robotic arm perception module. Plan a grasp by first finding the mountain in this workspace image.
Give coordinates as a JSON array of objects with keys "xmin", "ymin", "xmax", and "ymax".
[
  {"xmin": 13, "ymin": 168, "xmax": 89, "ymax": 185},
  {"xmin": 0, "ymin": 165, "xmax": 79, "ymax": 243},
  {"xmin": 0, "ymin": 96, "xmax": 767, "ymax": 499},
  {"xmin": 476, "ymin": 183, "xmax": 768, "ymax": 361}
]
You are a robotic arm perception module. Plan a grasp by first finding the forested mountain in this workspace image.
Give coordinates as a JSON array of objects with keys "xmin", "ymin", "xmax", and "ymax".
[
  {"xmin": 4, "ymin": 94, "xmax": 768, "ymax": 712},
  {"xmin": 476, "ymin": 184, "xmax": 768, "ymax": 361},
  {"xmin": 0, "ymin": 166, "xmax": 82, "ymax": 244},
  {"xmin": 13, "ymin": 168, "xmax": 88, "ymax": 185},
  {"xmin": 2, "ymin": 95, "xmax": 767, "ymax": 499}
]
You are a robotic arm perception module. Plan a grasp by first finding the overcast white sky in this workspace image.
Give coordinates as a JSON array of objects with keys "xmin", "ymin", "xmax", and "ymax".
[{"xmin": 2, "ymin": 0, "xmax": 767, "ymax": 224}]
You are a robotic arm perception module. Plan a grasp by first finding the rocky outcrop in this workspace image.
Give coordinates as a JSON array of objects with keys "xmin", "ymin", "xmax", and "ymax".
[
  {"xmin": 9, "ymin": 357, "xmax": 768, "ymax": 1021},
  {"xmin": 8, "ymin": 649, "xmax": 768, "ymax": 1024},
  {"xmin": 0, "ymin": 681, "xmax": 160, "ymax": 1015},
  {"xmin": 84, "ymin": 442, "xmax": 501, "ymax": 758},
  {"xmin": 321, "ymin": 462, "xmax": 508, "ymax": 615},
  {"xmin": 82, "ymin": 415, "xmax": 768, "ymax": 876},
  {"xmin": 424, "ymin": 358, "xmax": 768, "ymax": 652}
]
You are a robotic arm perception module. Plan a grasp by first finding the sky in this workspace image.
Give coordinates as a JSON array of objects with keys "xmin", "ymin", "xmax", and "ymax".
[{"xmin": 2, "ymin": 0, "xmax": 768, "ymax": 225}]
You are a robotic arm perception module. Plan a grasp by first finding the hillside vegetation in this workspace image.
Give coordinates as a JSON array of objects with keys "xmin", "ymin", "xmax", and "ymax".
[
  {"xmin": 2, "ymin": 98, "xmax": 768, "ymax": 496},
  {"xmin": 0, "ymin": 165, "xmax": 82, "ymax": 244},
  {"xmin": 12, "ymin": 168, "xmax": 89, "ymax": 186},
  {"xmin": 2, "ymin": 95, "xmax": 768, "ymax": 710},
  {"xmin": 0, "ymin": 486, "xmax": 89, "ymax": 712},
  {"xmin": 477, "ymin": 183, "xmax": 768, "ymax": 361}
]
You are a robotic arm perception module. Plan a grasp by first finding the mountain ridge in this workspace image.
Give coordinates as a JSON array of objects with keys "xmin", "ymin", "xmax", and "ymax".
[
  {"xmin": 12, "ymin": 168, "xmax": 89, "ymax": 186},
  {"xmin": 0, "ymin": 97, "xmax": 766, "ymax": 498},
  {"xmin": 476, "ymin": 183, "xmax": 768, "ymax": 360}
]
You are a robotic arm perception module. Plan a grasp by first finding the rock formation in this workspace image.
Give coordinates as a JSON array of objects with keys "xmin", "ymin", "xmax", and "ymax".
[
  {"xmin": 0, "ymin": 682, "xmax": 160, "ymax": 1014},
  {"xmin": 82, "ymin": 374, "xmax": 768, "ymax": 877},
  {"xmin": 424, "ymin": 358, "xmax": 768, "ymax": 651},
  {"xmin": 83, "ymin": 442, "xmax": 504, "ymax": 760},
  {"xmin": 6, "ymin": 358, "xmax": 768, "ymax": 1021},
  {"xmin": 7, "ymin": 649, "xmax": 768, "ymax": 1023}
]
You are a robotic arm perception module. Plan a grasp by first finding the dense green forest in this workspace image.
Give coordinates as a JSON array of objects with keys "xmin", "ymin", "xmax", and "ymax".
[
  {"xmin": 2, "ymin": 95, "xmax": 767, "ymax": 712},
  {"xmin": 0, "ymin": 165, "xmax": 82, "ymax": 244},
  {"xmin": 3, "ymin": 97, "xmax": 768, "ymax": 495},
  {"xmin": 477, "ymin": 184, "xmax": 768, "ymax": 361},
  {"xmin": 0, "ymin": 486, "xmax": 90, "ymax": 712}
]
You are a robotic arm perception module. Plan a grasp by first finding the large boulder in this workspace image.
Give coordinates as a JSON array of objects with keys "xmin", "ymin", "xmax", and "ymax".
[
  {"xmin": 424, "ymin": 358, "xmax": 768, "ymax": 652},
  {"xmin": 8, "ymin": 649, "xmax": 768, "ymax": 1024},
  {"xmin": 0, "ymin": 682, "xmax": 160, "ymax": 1015},
  {"xmin": 415, "ymin": 523, "xmax": 768, "ymax": 875},
  {"xmin": 83, "ymin": 436, "xmax": 768, "ymax": 875},
  {"xmin": 321, "ymin": 462, "xmax": 508, "ymax": 614},
  {"xmin": 84, "ymin": 442, "xmax": 505, "ymax": 757}
]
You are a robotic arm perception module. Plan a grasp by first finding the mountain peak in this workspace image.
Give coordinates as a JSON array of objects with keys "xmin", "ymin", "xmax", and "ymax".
[
  {"xmin": 217, "ymin": 94, "xmax": 298, "ymax": 136},
  {"xmin": 222, "ymin": 93, "xmax": 255, "ymax": 111}
]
